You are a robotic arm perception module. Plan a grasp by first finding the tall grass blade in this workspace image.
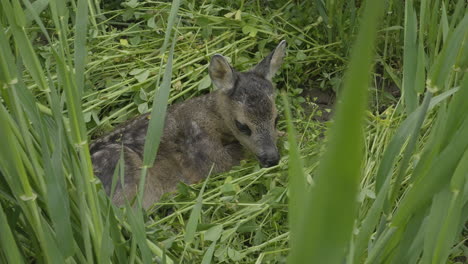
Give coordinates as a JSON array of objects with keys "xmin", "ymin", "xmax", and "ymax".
[
  {"xmin": 402, "ymin": 0, "xmax": 419, "ymax": 112},
  {"xmin": 370, "ymin": 75, "xmax": 468, "ymax": 261},
  {"xmin": 22, "ymin": 0, "xmax": 52, "ymax": 43},
  {"xmin": 428, "ymin": 16, "xmax": 468, "ymax": 92},
  {"xmin": 0, "ymin": 103, "xmax": 54, "ymax": 262},
  {"xmin": 75, "ymin": 0, "xmax": 89, "ymax": 95},
  {"xmin": 41, "ymin": 123, "xmax": 74, "ymax": 257},
  {"xmin": 393, "ymin": 117, "xmax": 468, "ymax": 225},
  {"xmin": 0, "ymin": 0, "xmax": 48, "ymax": 90},
  {"xmin": 353, "ymin": 174, "xmax": 391, "ymax": 263},
  {"xmin": 386, "ymin": 92, "xmax": 432, "ymax": 209},
  {"xmin": 0, "ymin": 203, "xmax": 24, "ymax": 264},
  {"xmin": 0, "ymin": 18, "xmax": 17, "ymax": 85},
  {"xmin": 141, "ymin": 31, "xmax": 178, "ymax": 168},
  {"xmin": 185, "ymin": 175, "xmax": 210, "ymax": 246},
  {"xmin": 281, "ymin": 92, "xmax": 306, "ymax": 249},
  {"xmin": 24, "ymin": 0, "xmax": 49, "ymax": 26},
  {"xmin": 138, "ymin": 2, "xmax": 181, "ymax": 207},
  {"xmin": 126, "ymin": 205, "xmax": 152, "ymax": 263},
  {"xmin": 288, "ymin": 1, "xmax": 384, "ymax": 263}
]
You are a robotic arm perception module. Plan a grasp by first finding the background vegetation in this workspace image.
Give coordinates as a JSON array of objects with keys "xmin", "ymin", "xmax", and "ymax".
[{"xmin": 0, "ymin": 0, "xmax": 467, "ymax": 263}]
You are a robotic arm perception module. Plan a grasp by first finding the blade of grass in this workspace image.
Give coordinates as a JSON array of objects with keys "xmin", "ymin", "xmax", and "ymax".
[
  {"xmin": 352, "ymin": 173, "xmax": 391, "ymax": 263},
  {"xmin": 402, "ymin": 0, "xmax": 419, "ymax": 113},
  {"xmin": 422, "ymin": 147, "xmax": 468, "ymax": 263},
  {"xmin": 0, "ymin": 0, "xmax": 48, "ymax": 91},
  {"xmin": 0, "ymin": 103, "xmax": 56, "ymax": 262},
  {"xmin": 126, "ymin": 205, "xmax": 152, "ymax": 263},
  {"xmin": 370, "ymin": 76, "xmax": 468, "ymax": 261},
  {"xmin": 75, "ymin": 0, "xmax": 89, "ymax": 95},
  {"xmin": 201, "ymin": 241, "xmax": 217, "ymax": 264},
  {"xmin": 281, "ymin": 92, "xmax": 307, "ymax": 253},
  {"xmin": 0, "ymin": 203, "xmax": 24, "ymax": 264},
  {"xmin": 392, "ymin": 116, "xmax": 468, "ymax": 226},
  {"xmin": 22, "ymin": 0, "xmax": 52, "ymax": 43},
  {"xmin": 287, "ymin": 1, "xmax": 384, "ymax": 263},
  {"xmin": 184, "ymin": 174, "xmax": 210, "ymax": 245},
  {"xmin": 428, "ymin": 15, "xmax": 468, "ymax": 93},
  {"xmin": 138, "ymin": 2, "xmax": 181, "ymax": 206},
  {"xmin": 386, "ymin": 92, "xmax": 432, "ymax": 210},
  {"xmin": 41, "ymin": 122, "xmax": 74, "ymax": 257},
  {"xmin": 24, "ymin": 0, "xmax": 49, "ymax": 26}
]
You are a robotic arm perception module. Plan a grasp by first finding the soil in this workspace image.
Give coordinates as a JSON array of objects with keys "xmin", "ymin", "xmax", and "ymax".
[
  {"xmin": 300, "ymin": 78, "xmax": 401, "ymax": 123},
  {"xmin": 300, "ymin": 87, "xmax": 335, "ymax": 122}
]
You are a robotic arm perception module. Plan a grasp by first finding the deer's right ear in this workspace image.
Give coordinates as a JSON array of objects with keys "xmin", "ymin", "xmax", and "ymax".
[{"xmin": 209, "ymin": 55, "xmax": 235, "ymax": 92}]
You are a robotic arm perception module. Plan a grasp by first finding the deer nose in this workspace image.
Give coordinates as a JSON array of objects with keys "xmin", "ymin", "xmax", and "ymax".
[{"xmin": 259, "ymin": 152, "xmax": 280, "ymax": 168}]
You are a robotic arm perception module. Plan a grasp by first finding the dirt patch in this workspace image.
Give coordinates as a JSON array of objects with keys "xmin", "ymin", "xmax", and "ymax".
[
  {"xmin": 300, "ymin": 77, "xmax": 402, "ymax": 122},
  {"xmin": 301, "ymin": 87, "xmax": 336, "ymax": 122}
]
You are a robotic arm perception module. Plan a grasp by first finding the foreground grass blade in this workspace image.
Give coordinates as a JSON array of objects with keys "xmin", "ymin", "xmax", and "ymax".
[
  {"xmin": 428, "ymin": 15, "xmax": 468, "ymax": 92},
  {"xmin": 142, "ymin": 0, "xmax": 181, "ymax": 167},
  {"xmin": 369, "ymin": 74, "xmax": 468, "ymax": 261},
  {"xmin": 184, "ymin": 175, "xmax": 210, "ymax": 245},
  {"xmin": 281, "ymin": 92, "xmax": 307, "ymax": 252},
  {"xmin": 75, "ymin": 0, "xmax": 89, "ymax": 95},
  {"xmin": 0, "ymin": 203, "xmax": 24, "ymax": 264},
  {"xmin": 287, "ymin": 1, "xmax": 384, "ymax": 263},
  {"xmin": 355, "ymin": 86, "xmax": 458, "ymax": 262},
  {"xmin": 0, "ymin": 0, "xmax": 48, "ymax": 91},
  {"xmin": 386, "ymin": 92, "xmax": 432, "ymax": 209},
  {"xmin": 126, "ymin": 205, "xmax": 152, "ymax": 263},
  {"xmin": 140, "ymin": 34, "xmax": 177, "ymax": 168},
  {"xmin": 402, "ymin": 0, "xmax": 419, "ymax": 113},
  {"xmin": 422, "ymin": 149, "xmax": 466, "ymax": 263},
  {"xmin": 138, "ymin": 1, "xmax": 181, "ymax": 206}
]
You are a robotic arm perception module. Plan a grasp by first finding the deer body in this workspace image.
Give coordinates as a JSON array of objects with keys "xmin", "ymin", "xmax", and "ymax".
[{"xmin": 90, "ymin": 41, "xmax": 286, "ymax": 208}]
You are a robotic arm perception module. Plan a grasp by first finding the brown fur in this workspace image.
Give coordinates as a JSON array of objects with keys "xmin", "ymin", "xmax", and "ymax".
[{"xmin": 90, "ymin": 41, "xmax": 287, "ymax": 208}]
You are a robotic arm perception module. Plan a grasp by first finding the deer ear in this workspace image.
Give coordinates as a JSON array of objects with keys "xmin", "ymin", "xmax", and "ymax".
[
  {"xmin": 209, "ymin": 54, "xmax": 235, "ymax": 92},
  {"xmin": 252, "ymin": 40, "xmax": 286, "ymax": 81}
]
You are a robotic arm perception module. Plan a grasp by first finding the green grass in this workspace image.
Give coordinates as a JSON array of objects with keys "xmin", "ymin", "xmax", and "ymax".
[{"xmin": 0, "ymin": 0, "xmax": 467, "ymax": 263}]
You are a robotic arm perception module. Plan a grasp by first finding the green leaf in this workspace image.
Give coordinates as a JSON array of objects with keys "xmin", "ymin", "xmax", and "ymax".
[
  {"xmin": 205, "ymin": 225, "xmax": 223, "ymax": 242},
  {"xmin": 198, "ymin": 74, "xmax": 212, "ymax": 90},
  {"xmin": 242, "ymin": 25, "xmax": 258, "ymax": 37},
  {"xmin": 129, "ymin": 68, "xmax": 144, "ymax": 75},
  {"xmin": 135, "ymin": 70, "xmax": 150, "ymax": 83},
  {"xmin": 296, "ymin": 51, "xmax": 307, "ymax": 60},
  {"xmin": 228, "ymin": 247, "xmax": 245, "ymax": 261},
  {"xmin": 201, "ymin": 242, "xmax": 217, "ymax": 264},
  {"xmin": 147, "ymin": 16, "xmax": 156, "ymax": 29},
  {"xmin": 125, "ymin": 0, "xmax": 139, "ymax": 8},
  {"xmin": 138, "ymin": 102, "xmax": 148, "ymax": 113}
]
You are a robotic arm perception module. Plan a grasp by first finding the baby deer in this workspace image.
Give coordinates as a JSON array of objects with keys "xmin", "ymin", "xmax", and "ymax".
[{"xmin": 90, "ymin": 41, "xmax": 286, "ymax": 208}]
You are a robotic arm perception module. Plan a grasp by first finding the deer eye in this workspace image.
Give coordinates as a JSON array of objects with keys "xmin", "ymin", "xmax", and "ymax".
[
  {"xmin": 235, "ymin": 120, "xmax": 251, "ymax": 136},
  {"xmin": 275, "ymin": 116, "xmax": 279, "ymax": 126}
]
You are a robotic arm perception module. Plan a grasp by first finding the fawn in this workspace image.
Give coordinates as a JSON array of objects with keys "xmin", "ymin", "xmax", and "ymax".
[{"xmin": 90, "ymin": 40, "xmax": 286, "ymax": 208}]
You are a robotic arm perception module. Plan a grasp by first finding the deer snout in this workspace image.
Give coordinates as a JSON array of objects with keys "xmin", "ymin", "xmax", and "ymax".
[{"xmin": 258, "ymin": 149, "xmax": 280, "ymax": 168}]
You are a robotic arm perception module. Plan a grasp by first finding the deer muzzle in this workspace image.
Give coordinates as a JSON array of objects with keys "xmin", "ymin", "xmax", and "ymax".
[{"xmin": 258, "ymin": 148, "xmax": 280, "ymax": 168}]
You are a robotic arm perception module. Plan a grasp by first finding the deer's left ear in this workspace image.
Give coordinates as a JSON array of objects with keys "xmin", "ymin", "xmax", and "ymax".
[
  {"xmin": 251, "ymin": 40, "xmax": 286, "ymax": 81},
  {"xmin": 209, "ymin": 54, "xmax": 236, "ymax": 92}
]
